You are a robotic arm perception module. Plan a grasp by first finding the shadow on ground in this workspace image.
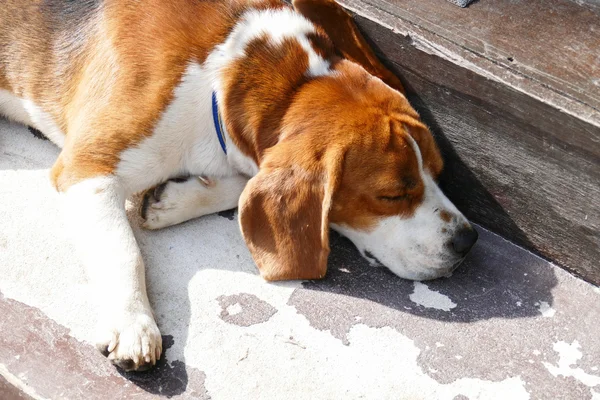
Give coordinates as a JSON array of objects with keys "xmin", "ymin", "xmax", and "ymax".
[
  {"xmin": 295, "ymin": 227, "xmax": 557, "ymax": 324},
  {"xmin": 117, "ymin": 336, "xmax": 199, "ymax": 397}
]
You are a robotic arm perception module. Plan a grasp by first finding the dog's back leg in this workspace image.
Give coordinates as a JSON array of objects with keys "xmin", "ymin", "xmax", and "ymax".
[
  {"xmin": 64, "ymin": 175, "xmax": 162, "ymax": 371},
  {"xmin": 141, "ymin": 174, "xmax": 248, "ymax": 230}
]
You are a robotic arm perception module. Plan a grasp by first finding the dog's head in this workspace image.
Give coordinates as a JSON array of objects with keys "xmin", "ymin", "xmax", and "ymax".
[
  {"xmin": 239, "ymin": 58, "xmax": 477, "ymax": 281},
  {"xmin": 237, "ymin": 0, "xmax": 477, "ymax": 281}
]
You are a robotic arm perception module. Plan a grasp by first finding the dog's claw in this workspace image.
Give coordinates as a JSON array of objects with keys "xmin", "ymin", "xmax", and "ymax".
[{"xmin": 96, "ymin": 312, "xmax": 162, "ymax": 372}]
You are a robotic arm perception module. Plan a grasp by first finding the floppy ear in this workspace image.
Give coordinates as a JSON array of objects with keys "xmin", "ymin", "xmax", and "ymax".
[
  {"xmin": 238, "ymin": 145, "xmax": 344, "ymax": 281},
  {"xmin": 400, "ymin": 119, "xmax": 444, "ymax": 177},
  {"xmin": 293, "ymin": 0, "xmax": 405, "ymax": 94}
]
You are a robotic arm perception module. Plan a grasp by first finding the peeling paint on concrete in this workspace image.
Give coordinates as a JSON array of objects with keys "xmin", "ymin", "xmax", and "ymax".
[
  {"xmin": 226, "ymin": 303, "xmax": 243, "ymax": 315},
  {"xmin": 410, "ymin": 282, "xmax": 457, "ymax": 311},
  {"xmin": 291, "ymin": 231, "xmax": 600, "ymax": 399},
  {"xmin": 180, "ymin": 269, "xmax": 531, "ymax": 399},
  {"xmin": 536, "ymin": 301, "xmax": 556, "ymax": 318},
  {"xmin": 543, "ymin": 341, "xmax": 600, "ymax": 387},
  {"xmin": 217, "ymin": 293, "xmax": 277, "ymax": 327}
]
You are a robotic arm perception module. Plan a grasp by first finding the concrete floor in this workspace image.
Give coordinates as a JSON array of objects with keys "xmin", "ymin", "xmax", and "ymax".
[{"xmin": 1, "ymin": 119, "xmax": 599, "ymax": 399}]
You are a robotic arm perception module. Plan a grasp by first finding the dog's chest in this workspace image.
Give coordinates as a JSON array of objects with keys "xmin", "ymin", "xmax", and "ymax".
[{"xmin": 116, "ymin": 63, "xmax": 238, "ymax": 194}]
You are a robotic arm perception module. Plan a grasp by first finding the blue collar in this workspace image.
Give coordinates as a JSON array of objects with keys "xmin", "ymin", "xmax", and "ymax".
[{"xmin": 211, "ymin": 92, "xmax": 227, "ymax": 154}]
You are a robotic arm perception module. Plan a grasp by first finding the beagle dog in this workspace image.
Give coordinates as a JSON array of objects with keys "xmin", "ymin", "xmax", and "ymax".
[{"xmin": 0, "ymin": 0, "xmax": 478, "ymax": 371}]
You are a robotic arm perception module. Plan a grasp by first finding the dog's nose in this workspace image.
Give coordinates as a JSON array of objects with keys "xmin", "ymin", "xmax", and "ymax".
[{"xmin": 452, "ymin": 227, "xmax": 478, "ymax": 256}]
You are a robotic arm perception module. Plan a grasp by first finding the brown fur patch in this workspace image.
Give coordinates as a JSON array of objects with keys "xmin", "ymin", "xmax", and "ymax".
[
  {"xmin": 440, "ymin": 210, "xmax": 453, "ymax": 223},
  {"xmin": 275, "ymin": 60, "xmax": 439, "ymax": 230},
  {"xmin": 292, "ymin": 0, "xmax": 405, "ymax": 93},
  {"xmin": 221, "ymin": 36, "xmax": 314, "ymax": 163}
]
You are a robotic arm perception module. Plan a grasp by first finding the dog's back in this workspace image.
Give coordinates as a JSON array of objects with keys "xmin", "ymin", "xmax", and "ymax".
[
  {"xmin": 0, "ymin": 0, "xmax": 245, "ymax": 147},
  {"xmin": 0, "ymin": 1, "xmax": 99, "ymax": 98}
]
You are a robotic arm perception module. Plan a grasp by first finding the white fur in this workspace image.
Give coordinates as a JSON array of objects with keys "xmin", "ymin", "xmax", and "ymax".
[
  {"xmin": 0, "ymin": 90, "xmax": 65, "ymax": 146},
  {"xmin": 117, "ymin": 62, "xmax": 238, "ymax": 195},
  {"xmin": 0, "ymin": 8, "xmax": 334, "ymax": 370},
  {"xmin": 143, "ymin": 175, "xmax": 248, "ymax": 230},
  {"xmin": 118, "ymin": 8, "xmax": 466, "ymax": 283},
  {"xmin": 215, "ymin": 8, "xmax": 330, "ymax": 77},
  {"xmin": 137, "ymin": 8, "xmax": 334, "ymax": 228},
  {"xmin": 63, "ymin": 176, "xmax": 161, "ymax": 369},
  {"xmin": 332, "ymin": 134, "xmax": 470, "ymax": 281},
  {"xmin": 297, "ymin": 36, "xmax": 332, "ymax": 77}
]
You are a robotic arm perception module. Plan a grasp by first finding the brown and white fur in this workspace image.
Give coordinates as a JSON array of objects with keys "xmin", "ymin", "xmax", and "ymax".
[{"xmin": 0, "ymin": 0, "xmax": 478, "ymax": 371}]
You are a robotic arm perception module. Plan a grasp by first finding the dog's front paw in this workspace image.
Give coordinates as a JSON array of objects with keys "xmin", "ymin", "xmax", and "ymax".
[
  {"xmin": 96, "ymin": 311, "xmax": 162, "ymax": 371},
  {"xmin": 140, "ymin": 176, "xmax": 214, "ymax": 230}
]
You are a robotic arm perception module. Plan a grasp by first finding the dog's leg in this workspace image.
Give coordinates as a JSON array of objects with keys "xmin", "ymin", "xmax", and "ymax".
[
  {"xmin": 141, "ymin": 174, "xmax": 248, "ymax": 230},
  {"xmin": 64, "ymin": 176, "xmax": 161, "ymax": 371}
]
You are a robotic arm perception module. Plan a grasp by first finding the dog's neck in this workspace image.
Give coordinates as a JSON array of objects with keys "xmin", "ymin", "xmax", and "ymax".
[{"xmin": 208, "ymin": 7, "xmax": 337, "ymax": 168}]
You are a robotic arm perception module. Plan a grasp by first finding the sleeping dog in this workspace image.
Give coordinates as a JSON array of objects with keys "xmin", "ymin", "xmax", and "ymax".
[{"xmin": 0, "ymin": 0, "xmax": 478, "ymax": 371}]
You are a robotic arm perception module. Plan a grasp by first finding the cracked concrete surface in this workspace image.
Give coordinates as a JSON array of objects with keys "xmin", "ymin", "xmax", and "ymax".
[{"xmin": 1, "ymin": 119, "xmax": 599, "ymax": 399}]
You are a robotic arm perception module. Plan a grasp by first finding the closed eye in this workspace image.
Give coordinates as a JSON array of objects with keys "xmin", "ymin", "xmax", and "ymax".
[{"xmin": 378, "ymin": 195, "xmax": 409, "ymax": 201}]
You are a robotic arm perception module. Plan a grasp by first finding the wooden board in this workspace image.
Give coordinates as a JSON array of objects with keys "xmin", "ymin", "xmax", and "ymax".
[{"xmin": 339, "ymin": 0, "xmax": 600, "ymax": 125}]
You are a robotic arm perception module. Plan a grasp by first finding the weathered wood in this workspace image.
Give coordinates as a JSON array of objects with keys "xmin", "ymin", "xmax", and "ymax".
[
  {"xmin": 337, "ymin": 2, "xmax": 600, "ymax": 283},
  {"xmin": 339, "ymin": 0, "xmax": 600, "ymax": 126}
]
